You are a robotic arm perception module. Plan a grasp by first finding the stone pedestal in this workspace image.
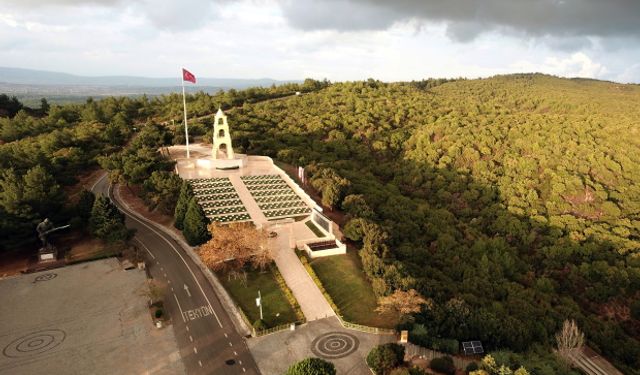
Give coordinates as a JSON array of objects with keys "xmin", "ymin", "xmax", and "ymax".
[{"xmin": 38, "ymin": 246, "xmax": 58, "ymax": 263}]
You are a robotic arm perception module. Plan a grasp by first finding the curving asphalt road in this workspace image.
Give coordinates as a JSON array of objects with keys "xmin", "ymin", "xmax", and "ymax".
[{"xmin": 92, "ymin": 173, "xmax": 260, "ymax": 375}]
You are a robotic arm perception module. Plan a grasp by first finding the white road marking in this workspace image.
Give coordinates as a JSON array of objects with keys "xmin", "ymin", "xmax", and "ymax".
[
  {"xmin": 171, "ymin": 287, "xmax": 174, "ymax": 292},
  {"xmin": 198, "ymin": 360, "xmax": 202, "ymax": 367},
  {"xmin": 224, "ymin": 333, "xmax": 228, "ymax": 338},
  {"xmin": 161, "ymin": 267, "xmax": 164, "ymax": 271},
  {"xmin": 90, "ymin": 172, "xmax": 108, "ymax": 193},
  {"xmin": 189, "ymin": 335, "xmax": 193, "ymax": 342},
  {"xmin": 242, "ymin": 367, "xmax": 246, "ymax": 372},
  {"xmin": 110, "ymin": 186, "xmax": 223, "ymax": 328},
  {"xmin": 183, "ymin": 305, "xmax": 214, "ymax": 322},
  {"xmin": 167, "ymin": 280, "xmax": 171, "ymax": 284},
  {"xmin": 164, "ymin": 273, "xmax": 167, "ymax": 277},
  {"xmin": 184, "ymin": 284, "xmax": 191, "ymax": 297},
  {"xmin": 173, "ymin": 293, "xmax": 186, "ymax": 323},
  {"xmin": 234, "ymin": 351, "xmax": 237, "ymax": 356},
  {"xmin": 193, "ymin": 347, "xmax": 198, "ymax": 354},
  {"xmin": 186, "ymin": 326, "xmax": 189, "ymax": 332},
  {"xmin": 229, "ymin": 342, "xmax": 233, "ymax": 347},
  {"xmin": 134, "ymin": 238, "xmax": 155, "ymax": 259},
  {"xmin": 239, "ymin": 360, "xmax": 242, "ymax": 365}
]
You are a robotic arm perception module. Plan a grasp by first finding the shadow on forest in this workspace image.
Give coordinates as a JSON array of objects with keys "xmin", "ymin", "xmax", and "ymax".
[{"xmin": 239, "ymin": 123, "xmax": 640, "ymax": 373}]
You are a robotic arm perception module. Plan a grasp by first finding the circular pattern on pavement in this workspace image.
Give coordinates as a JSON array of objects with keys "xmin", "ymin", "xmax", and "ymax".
[
  {"xmin": 311, "ymin": 332, "xmax": 359, "ymax": 359},
  {"xmin": 34, "ymin": 273, "xmax": 57, "ymax": 282},
  {"xmin": 2, "ymin": 329, "xmax": 66, "ymax": 358}
]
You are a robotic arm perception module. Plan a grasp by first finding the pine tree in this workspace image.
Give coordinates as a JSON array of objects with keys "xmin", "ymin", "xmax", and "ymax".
[
  {"xmin": 174, "ymin": 181, "xmax": 192, "ymax": 230},
  {"xmin": 22, "ymin": 165, "xmax": 64, "ymax": 219},
  {"xmin": 76, "ymin": 189, "xmax": 95, "ymax": 221},
  {"xmin": 182, "ymin": 197, "xmax": 210, "ymax": 246},
  {"xmin": 90, "ymin": 195, "xmax": 129, "ymax": 243}
]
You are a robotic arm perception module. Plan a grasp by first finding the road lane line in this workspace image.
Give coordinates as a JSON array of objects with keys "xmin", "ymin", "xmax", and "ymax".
[
  {"xmin": 171, "ymin": 287, "xmax": 174, "ymax": 292},
  {"xmin": 229, "ymin": 342, "xmax": 233, "ymax": 347},
  {"xmin": 186, "ymin": 326, "xmax": 189, "ymax": 332},
  {"xmin": 239, "ymin": 360, "xmax": 242, "ymax": 365},
  {"xmin": 198, "ymin": 360, "xmax": 202, "ymax": 367},
  {"xmin": 193, "ymin": 347, "xmax": 198, "ymax": 354},
  {"xmin": 173, "ymin": 293, "xmax": 186, "ymax": 323},
  {"xmin": 134, "ymin": 238, "xmax": 155, "ymax": 259},
  {"xmin": 224, "ymin": 333, "xmax": 228, "ymax": 338},
  {"xmin": 91, "ymin": 172, "xmax": 108, "ymax": 193},
  {"xmin": 242, "ymin": 367, "xmax": 246, "ymax": 372},
  {"xmin": 234, "ymin": 351, "xmax": 237, "ymax": 356},
  {"xmin": 110, "ymin": 185, "xmax": 223, "ymax": 328},
  {"xmin": 189, "ymin": 335, "xmax": 193, "ymax": 342}
]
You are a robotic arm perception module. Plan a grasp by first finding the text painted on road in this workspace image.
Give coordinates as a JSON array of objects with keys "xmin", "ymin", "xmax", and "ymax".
[{"xmin": 183, "ymin": 305, "xmax": 213, "ymax": 322}]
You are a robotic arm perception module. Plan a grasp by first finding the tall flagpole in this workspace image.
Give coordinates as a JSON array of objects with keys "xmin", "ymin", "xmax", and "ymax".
[{"xmin": 181, "ymin": 69, "xmax": 190, "ymax": 159}]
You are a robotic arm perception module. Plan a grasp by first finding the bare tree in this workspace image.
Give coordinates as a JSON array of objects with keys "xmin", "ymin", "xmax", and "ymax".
[
  {"xmin": 375, "ymin": 289, "xmax": 432, "ymax": 318},
  {"xmin": 556, "ymin": 319, "xmax": 585, "ymax": 360},
  {"xmin": 198, "ymin": 222, "xmax": 273, "ymax": 273}
]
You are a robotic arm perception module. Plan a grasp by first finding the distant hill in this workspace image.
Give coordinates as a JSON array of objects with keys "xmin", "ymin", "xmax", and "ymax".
[{"xmin": 0, "ymin": 67, "xmax": 300, "ymax": 105}]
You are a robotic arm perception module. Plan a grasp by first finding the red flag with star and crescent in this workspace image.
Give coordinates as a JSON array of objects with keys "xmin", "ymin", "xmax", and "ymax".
[{"xmin": 182, "ymin": 68, "xmax": 196, "ymax": 84}]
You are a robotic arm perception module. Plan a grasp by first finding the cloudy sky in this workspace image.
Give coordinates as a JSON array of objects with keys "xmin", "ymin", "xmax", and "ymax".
[{"xmin": 1, "ymin": 0, "xmax": 639, "ymax": 82}]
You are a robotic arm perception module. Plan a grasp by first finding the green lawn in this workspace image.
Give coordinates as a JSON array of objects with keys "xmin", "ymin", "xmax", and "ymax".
[
  {"xmin": 309, "ymin": 250, "xmax": 398, "ymax": 328},
  {"xmin": 219, "ymin": 268, "xmax": 298, "ymax": 328}
]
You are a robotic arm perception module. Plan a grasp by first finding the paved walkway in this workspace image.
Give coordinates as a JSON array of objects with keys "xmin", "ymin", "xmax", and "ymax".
[
  {"xmin": 229, "ymin": 174, "xmax": 268, "ymax": 225},
  {"xmin": 271, "ymin": 226, "xmax": 336, "ymax": 321}
]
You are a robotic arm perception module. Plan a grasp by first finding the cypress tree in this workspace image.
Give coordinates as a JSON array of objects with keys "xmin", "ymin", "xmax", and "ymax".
[
  {"xmin": 174, "ymin": 181, "xmax": 192, "ymax": 230},
  {"xmin": 90, "ymin": 195, "xmax": 129, "ymax": 243},
  {"xmin": 182, "ymin": 197, "xmax": 210, "ymax": 246}
]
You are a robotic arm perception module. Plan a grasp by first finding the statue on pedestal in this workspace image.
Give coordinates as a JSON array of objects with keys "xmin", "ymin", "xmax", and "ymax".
[{"xmin": 36, "ymin": 218, "xmax": 70, "ymax": 262}]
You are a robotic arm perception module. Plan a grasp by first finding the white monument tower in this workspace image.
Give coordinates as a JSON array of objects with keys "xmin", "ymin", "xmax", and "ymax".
[{"xmin": 212, "ymin": 108, "xmax": 234, "ymax": 160}]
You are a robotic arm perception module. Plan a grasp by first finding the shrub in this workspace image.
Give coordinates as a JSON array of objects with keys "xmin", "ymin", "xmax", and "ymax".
[
  {"xmin": 429, "ymin": 356, "xmax": 455, "ymax": 375},
  {"xmin": 285, "ymin": 357, "xmax": 336, "ymax": 375},
  {"xmin": 631, "ymin": 299, "xmax": 640, "ymax": 321},
  {"xmin": 408, "ymin": 367, "xmax": 428, "ymax": 375},
  {"xmin": 465, "ymin": 362, "xmax": 479, "ymax": 373},
  {"xmin": 253, "ymin": 319, "xmax": 266, "ymax": 330},
  {"xmin": 367, "ymin": 343, "xmax": 404, "ymax": 375},
  {"xmin": 154, "ymin": 308, "xmax": 163, "ymax": 319},
  {"xmin": 389, "ymin": 368, "xmax": 410, "ymax": 375}
]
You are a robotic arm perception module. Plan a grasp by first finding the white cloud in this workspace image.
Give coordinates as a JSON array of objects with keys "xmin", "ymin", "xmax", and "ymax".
[
  {"xmin": 0, "ymin": 0, "xmax": 638, "ymax": 83},
  {"xmin": 512, "ymin": 52, "xmax": 608, "ymax": 79}
]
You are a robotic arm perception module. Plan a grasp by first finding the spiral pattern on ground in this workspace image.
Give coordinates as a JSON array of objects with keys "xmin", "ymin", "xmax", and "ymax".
[
  {"xmin": 310, "ymin": 332, "xmax": 359, "ymax": 359},
  {"xmin": 3, "ymin": 330, "xmax": 66, "ymax": 358},
  {"xmin": 34, "ymin": 273, "xmax": 57, "ymax": 282}
]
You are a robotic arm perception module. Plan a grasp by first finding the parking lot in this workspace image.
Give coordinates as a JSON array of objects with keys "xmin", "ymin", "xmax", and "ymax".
[{"xmin": 0, "ymin": 258, "xmax": 185, "ymax": 375}]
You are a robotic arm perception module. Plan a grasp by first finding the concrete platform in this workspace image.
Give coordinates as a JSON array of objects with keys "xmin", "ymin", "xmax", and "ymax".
[
  {"xmin": 248, "ymin": 317, "xmax": 394, "ymax": 375},
  {"xmin": 0, "ymin": 258, "xmax": 185, "ymax": 375}
]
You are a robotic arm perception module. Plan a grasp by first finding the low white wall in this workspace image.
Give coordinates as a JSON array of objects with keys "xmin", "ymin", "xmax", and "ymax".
[{"xmin": 303, "ymin": 239, "xmax": 347, "ymax": 259}]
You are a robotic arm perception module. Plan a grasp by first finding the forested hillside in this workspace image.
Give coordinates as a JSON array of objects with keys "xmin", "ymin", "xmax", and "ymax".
[
  {"xmin": 2, "ymin": 74, "xmax": 639, "ymax": 372},
  {"xmin": 224, "ymin": 75, "xmax": 640, "ymax": 373}
]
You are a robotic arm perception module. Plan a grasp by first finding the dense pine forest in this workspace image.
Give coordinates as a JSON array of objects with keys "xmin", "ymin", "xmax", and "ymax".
[
  {"xmin": 225, "ymin": 75, "xmax": 640, "ymax": 373},
  {"xmin": 1, "ymin": 74, "xmax": 639, "ymax": 373}
]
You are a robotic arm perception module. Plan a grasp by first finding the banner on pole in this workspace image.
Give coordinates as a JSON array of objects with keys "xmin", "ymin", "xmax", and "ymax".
[{"xmin": 182, "ymin": 68, "xmax": 196, "ymax": 84}]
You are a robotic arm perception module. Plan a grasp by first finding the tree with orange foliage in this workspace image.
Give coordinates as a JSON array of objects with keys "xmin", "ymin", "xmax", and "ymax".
[
  {"xmin": 197, "ymin": 222, "xmax": 273, "ymax": 274},
  {"xmin": 375, "ymin": 289, "xmax": 432, "ymax": 319}
]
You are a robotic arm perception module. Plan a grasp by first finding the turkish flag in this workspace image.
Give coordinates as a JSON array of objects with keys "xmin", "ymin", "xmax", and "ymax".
[{"xmin": 182, "ymin": 68, "xmax": 196, "ymax": 84}]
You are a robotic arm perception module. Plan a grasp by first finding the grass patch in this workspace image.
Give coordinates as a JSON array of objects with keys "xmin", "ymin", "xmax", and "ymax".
[
  {"xmin": 309, "ymin": 249, "xmax": 398, "ymax": 328},
  {"xmin": 304, "ymin": 220, "xmax": 325, "ymax": 237},
  {"xmin": 219, "ymin": 267, "xmax": 299, "ymax": 328}
]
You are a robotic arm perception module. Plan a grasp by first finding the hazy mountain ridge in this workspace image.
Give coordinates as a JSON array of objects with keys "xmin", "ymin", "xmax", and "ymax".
[
  {"xmin": 0, "ymin": 67, "xmax": 297, "ymax": 88},
  {"xmin": 0, "ymin": 67, "xmax": 301, "ymax": 105}
]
